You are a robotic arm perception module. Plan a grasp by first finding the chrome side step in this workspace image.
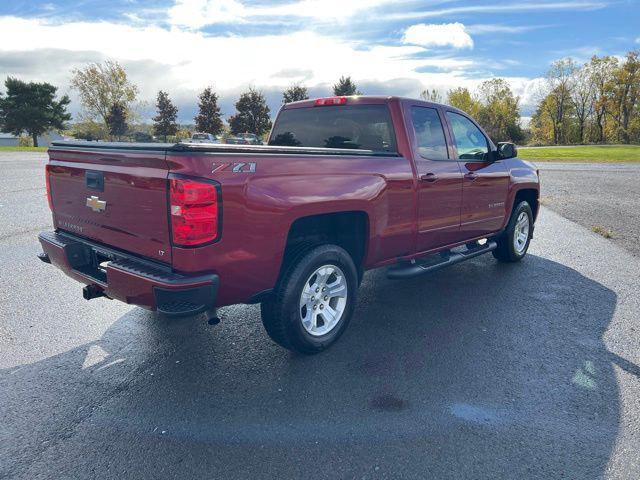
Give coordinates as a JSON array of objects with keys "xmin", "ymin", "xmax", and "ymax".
[{"xmin": 386, "ymin": 240, "xmax": 497, "ymax": 280}]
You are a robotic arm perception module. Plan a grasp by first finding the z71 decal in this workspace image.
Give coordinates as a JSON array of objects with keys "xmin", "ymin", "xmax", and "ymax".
[{"xmin": 212, "ymin": 162, "xmax": 256, "ymax": 174}]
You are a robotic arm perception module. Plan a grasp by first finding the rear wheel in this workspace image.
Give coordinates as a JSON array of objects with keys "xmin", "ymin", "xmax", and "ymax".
[
  {"xmin": 261, "ymin": 244, "xmax": 358, "ymax": 354},
  {"xmin": 493, "ymin": 201, "xmax": 533, "ymax": 262}
]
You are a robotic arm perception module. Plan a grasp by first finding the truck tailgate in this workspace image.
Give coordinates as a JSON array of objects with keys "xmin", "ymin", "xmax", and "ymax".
[{"xmin": 48, "ymin": 147, "xmax": 171, "ymax": 263}]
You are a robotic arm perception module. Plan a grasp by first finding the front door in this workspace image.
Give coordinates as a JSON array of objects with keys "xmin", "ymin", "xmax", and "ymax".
[
  {"xmin": 445, "ymin": 111, "xmax": 510, "ymax": 238},
  {"xmin": 408, "ymin": 105, "xmax": 463, "ymax": 253}
]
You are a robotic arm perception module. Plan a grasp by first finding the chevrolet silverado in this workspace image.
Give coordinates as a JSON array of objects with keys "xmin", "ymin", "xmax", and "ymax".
[{"xmin": 38, "ymin": 96, "xmax": 540, "ymax": 354}]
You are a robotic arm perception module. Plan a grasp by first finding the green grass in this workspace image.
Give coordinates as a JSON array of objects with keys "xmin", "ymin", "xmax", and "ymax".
[
  {"xmin": 0, "ymin": 146, "xmax": 48, "ymax": 152},
  {"xmin": 591, "ymin": 225, "xmax": 614, "ymax": 238},
  {"xmin": 518, "ymin": 145, "xmax": 640, "ymax": 162}
]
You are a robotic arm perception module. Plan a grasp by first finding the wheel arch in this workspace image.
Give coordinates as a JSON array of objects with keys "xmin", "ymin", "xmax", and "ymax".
[
  {"xmin": 280, "ymin": 210, "xmax": 369, "ymax": 283},
  {"xmin": 513, "ymin": 188, "xmax": 540, "ymax": 221}
]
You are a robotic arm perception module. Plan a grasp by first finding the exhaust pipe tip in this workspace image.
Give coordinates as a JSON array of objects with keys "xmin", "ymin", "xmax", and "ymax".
[{"xmin": 83, "ymin": 284, "xmax": 105, "ymax": 301}]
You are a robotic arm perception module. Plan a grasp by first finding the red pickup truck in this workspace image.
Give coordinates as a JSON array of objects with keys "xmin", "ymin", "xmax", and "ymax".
[{"xmin": 39, "ymin": 96, "xmax": 540, "ymax": 354}]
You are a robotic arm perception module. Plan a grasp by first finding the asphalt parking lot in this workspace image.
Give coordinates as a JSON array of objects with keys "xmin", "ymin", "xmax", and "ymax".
[
  {"xmin": 1, "ymin": 153, "xmax": 640, "ymax": 479},
  {"xmin": 537, "ymin": 162, "xmax": 640, "ymax": 257}
]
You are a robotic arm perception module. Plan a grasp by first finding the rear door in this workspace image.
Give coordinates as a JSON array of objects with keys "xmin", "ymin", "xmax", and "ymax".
[
  {"xmin": 48, "ymin": 146, "xmax": 172, "ymax": 263},
  {"xmin": 445, "ymin": 111, "xmax": 509, "ymax": 238},
  {"xmin": 406, "ymin": 104, "xmax": 464, "ymax": 253}
]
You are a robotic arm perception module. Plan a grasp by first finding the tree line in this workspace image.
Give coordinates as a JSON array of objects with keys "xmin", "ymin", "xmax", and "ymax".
[
  {"xmin": 531, "ymin": 51, "xmax": 640, "ymax": 145},
  {"xmin": 68, "ymin": 63, "xmax": 366, "ymax": 142},
  {"xmin": 0, "ymin": 62, "xmax": 369, "ymax": 145},
  {"xmin": 1, "ymin": 51, "xmax": 638, "ymax": 146},
  {"xmin": 425, "ymin": 79, "xmax": 525, "ymax": 144}
]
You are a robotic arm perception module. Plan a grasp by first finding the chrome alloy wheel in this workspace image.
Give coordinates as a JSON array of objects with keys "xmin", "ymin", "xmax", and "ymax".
[
  {"xmin": 513, "ymin": 211, "xmax": 530, "ymax": 254},
  {"xmin": 299, "ymin": 264, "xmax": 348, "ymax": 337}
]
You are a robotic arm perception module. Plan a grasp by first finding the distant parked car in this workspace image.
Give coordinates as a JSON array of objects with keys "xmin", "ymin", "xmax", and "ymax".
[
  {"xmin": 227, "ymin": 133, "xmax": 262, "ymax": 145},
  {"xmin": 133, "ymin": 132, "xmax": 153, "ymax": 143},
  {"xmin": 189, "ymin": 133, "xmax": 221, "ymax": 144}
]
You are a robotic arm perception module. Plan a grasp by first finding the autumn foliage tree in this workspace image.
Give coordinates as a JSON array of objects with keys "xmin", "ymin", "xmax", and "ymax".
[
  {"xmin": 610, "ymin": 51, "xmax": 640, "ymax": 144},
  {"xmin": 194, "ymin": 87, "xmax": 223, "ymax": 135},
  {"xmin": 445, "ymin": 80, "xmax": 523, "ymax": 143},
  {"xmin": 446, "ymin": 87, "xmax": 481, "ymax": 118},
  {"xmin": 70, "ymin": 60, "xmax": 138, "ymax": 133},
  {"xmin": 531, "ymin": 50, "xmax": 640, "ymax": 145},
  {"xmin": 476, "ymin": 79, "xmax": 524, "ymax": 143},
  {"xmin": 420, "ymin": 89, "xmax": 443, "ymax": 103}
]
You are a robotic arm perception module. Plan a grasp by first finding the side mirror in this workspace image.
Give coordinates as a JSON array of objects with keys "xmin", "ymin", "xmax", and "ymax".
[{"xmin": 497, "ymin": 142, "xmax": 517, "ymax": 160}]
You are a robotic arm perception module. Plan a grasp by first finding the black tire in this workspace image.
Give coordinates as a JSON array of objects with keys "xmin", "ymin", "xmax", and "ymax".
[
  {"xmin": 261, "ymin": 244, "xmax": 358, "ymax": 354},
  {"xmin": 492, "ymin": 200, "xmax": 533, "ymax": 263}
]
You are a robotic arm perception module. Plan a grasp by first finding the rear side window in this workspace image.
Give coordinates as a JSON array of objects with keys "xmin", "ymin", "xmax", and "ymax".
[
  {"xmin": 446, "ymin": 112, "xmax": 489, "ymax": 161},
  {"xmin": 269, "ymin": 105, "xmax": 397, "ymax": 152},
  {"xmin": 411, "ymin": 107, "xmax": 448, "ymax": 160}
]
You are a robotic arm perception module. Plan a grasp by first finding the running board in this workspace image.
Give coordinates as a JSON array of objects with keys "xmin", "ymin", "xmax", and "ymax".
[{"xmin": 387, "ymin": 241, "xmax": 497, "ymax": 280}]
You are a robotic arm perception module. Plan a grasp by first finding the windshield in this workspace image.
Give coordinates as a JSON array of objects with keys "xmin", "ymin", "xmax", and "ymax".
[
  {"xmin": 269, "ymin": 104, "xmax": 397, "ymax": 152},
  {"xmin": 192, "ymin": 134, "xmax": 209, "ymax": 140}
]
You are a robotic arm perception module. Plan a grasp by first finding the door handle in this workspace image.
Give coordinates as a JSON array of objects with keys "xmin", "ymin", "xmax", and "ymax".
[
  {"xmin": 420, "ymin": 173, "xmax": 438, "ymax": 182},
  {"xmin": 464, "ymin": 172, "xmax": 478, "ymax": 181}
]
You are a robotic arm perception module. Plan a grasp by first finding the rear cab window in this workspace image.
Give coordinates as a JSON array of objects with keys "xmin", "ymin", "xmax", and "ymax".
[
  {"xmin": 269, "ymin": 104, "xmax": 397, "ymax": 153},
  {"xmin": 410, "ymin": 107, "xmax": 449, "ymax": 160}
]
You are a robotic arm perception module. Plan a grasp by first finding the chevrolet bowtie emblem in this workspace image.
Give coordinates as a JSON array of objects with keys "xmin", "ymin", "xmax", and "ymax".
[{"xmin": 86, "ymin": 195, "xmax": 107, "ymax": 212}]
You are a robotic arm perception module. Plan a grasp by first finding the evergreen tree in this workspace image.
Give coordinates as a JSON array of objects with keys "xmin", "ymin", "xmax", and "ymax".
[
  {"xmin": 152, "ymin": 90, "xmax": 178, "ymax": 142},
  {"xmin": 106, "ymin": 102, "xmax": 127, "ymax": 140},
  {"xmin": 0, "ymin": 77, "xmax": 71, "ymax": 147},
  {"xmin": 194, "ymin": 86, "xmax": 223, "ymax": 135},
  {"xmin": 283, "ymin": 84, "xmax": 309, "ymax": 103},
  {"xmin": 228, "ymin": 88, "xmax": 272, "ymax": 136},
  {"xmin": 332, "ymin": 76, "xmax": 361, "ymax": 96}
]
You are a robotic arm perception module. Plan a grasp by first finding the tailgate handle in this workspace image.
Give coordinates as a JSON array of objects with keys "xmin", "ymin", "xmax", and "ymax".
[{"xmin": 86, "ymin": 171, "xmax": 104, "ymax": 192}]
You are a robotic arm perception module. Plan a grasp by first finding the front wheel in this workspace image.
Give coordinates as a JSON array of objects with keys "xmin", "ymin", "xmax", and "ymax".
[
  {"xmin": 493, "ymin": 200, "xmax": 533, "ymax": 262},
  {"xmin": 261, "ymin": 244, "xmax": 358, "ymax": 354}
]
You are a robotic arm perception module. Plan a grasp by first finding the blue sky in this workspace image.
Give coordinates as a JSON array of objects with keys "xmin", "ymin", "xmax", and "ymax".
[{"xmin": 0, "ymin": 0, "xmax": 638, "ymax": 122}]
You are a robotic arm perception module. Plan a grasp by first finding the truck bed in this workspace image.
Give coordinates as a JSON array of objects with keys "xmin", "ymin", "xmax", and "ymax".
[{"xmin": 50, "ymin": 141, "xmax": 400, "ymax": 157}]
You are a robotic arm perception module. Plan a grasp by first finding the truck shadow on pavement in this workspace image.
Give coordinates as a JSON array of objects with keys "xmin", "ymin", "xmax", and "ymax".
[{"xmin": 1, "ymin": 254, "xmax": 628, "ymax": 478}]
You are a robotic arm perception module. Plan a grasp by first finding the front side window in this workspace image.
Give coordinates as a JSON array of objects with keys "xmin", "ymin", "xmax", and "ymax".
[
  {"xmin": 410, "ymin": 107, "xmax": 448, "ymax": 160},
  {"xmin": 269, "ymin": 104, "xmax": 397, "ymax": 152},
  {"xmin": 446, "ymin": 112, "xmax": 489, "ymax": 161}
]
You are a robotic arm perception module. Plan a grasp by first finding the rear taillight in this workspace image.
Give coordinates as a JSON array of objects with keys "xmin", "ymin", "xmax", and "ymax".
[
  {"xmin": 169, "ymin": 177, "xmax": 220, "ymax": 247},
  {"xmin": 45, "ymin": 164, "xmax": 53, "ymax": 211},
  {"xmin": 314, "ymin": 97, "xmax": 347, "ymax": 106}
]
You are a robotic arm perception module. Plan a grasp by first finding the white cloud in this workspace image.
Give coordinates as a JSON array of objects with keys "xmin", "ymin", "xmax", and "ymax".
[
  {"xmin": 636, "ymin": 37, "xmax": 640, "ymax": 44},
  {"xmin": 388, "ymin": 1, "xmax": 608, "ymax": 21},
  {"xmin": 466, "ymin": 24, "xmax": 552, "ymax": 35},
  {"xmin": 403, "ymin": 23, "xmax": 473, "ymax": 49},
  {"xmin": 0, "ymin": 4, "xmax": 546, "ymax": 121},
  {"xmin": 168, "ymin": 0, "xmax": 246, "ymax": 28},
  {"xmin": 0, "ymin": 15, "xmax": 480, "ymax": 120},
  {"xmin": 168, "ymin": 0, "xmax": 402, "ymax": 28}
]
